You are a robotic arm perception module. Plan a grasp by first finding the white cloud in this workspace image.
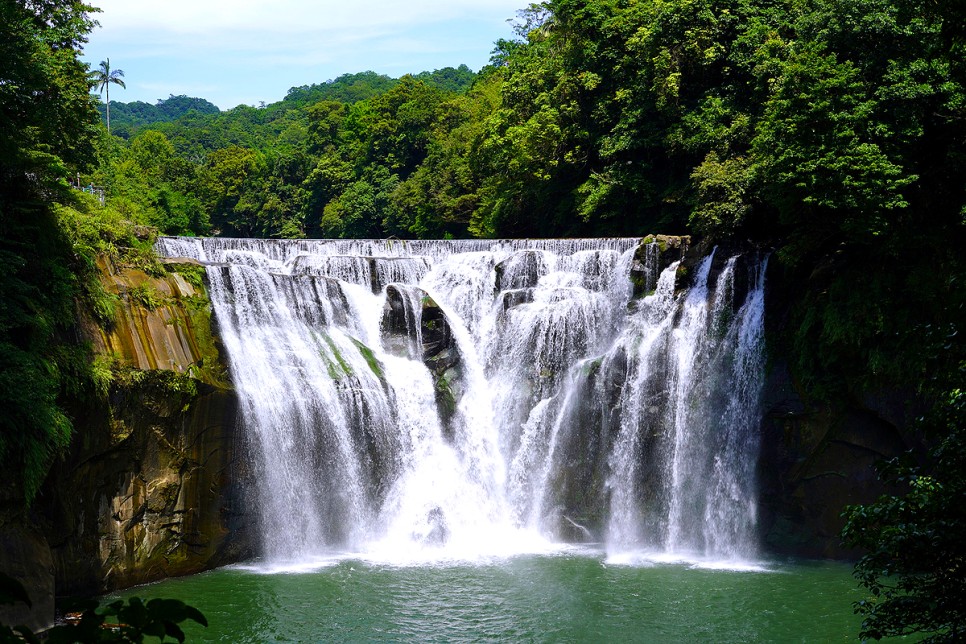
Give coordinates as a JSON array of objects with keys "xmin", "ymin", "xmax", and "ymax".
[
  {"xmin": 92, "ymin": 0, "xmax": 521, "ymax": 38},
  {"xmin": 84, "ymin": 0, "xmax": 524, "ymax": 108}
]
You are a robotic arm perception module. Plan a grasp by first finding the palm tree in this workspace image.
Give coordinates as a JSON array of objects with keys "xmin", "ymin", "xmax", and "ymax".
[{"xmin": 91, "ymin": 58, "xmax": 126, "ymax": 133}]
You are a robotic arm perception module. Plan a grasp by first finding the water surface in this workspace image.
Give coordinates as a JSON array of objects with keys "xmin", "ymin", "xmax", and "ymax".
[{"xmin": 114, "ymin": 552, "xmax": 860, "ymax": 642}]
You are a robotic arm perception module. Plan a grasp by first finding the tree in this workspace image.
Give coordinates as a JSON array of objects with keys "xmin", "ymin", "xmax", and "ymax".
[
  {"xmin": 1, "ymin": 0, "xmax": 100, "ymax": 174},
  {"xmin": 842, "ymin": 386, "xmax": 966, "ymax": 642},
  {"xmin": 92, "ymin": 58, "xmax": 126, "ymax": 133},
  {"xmin": 198, "ymin": 145, "xmax": 265, "ymax": 235},
  {"xmin": 106, "ymin": 130, "xmax": 208, "ymax": 235},
  {"xmin": 344, "ymin": 76, "xmax": 447, "ymax": 176},
  {"xmin": 0, "ymin": 0, "xmax": 101, "ymax": 503}
]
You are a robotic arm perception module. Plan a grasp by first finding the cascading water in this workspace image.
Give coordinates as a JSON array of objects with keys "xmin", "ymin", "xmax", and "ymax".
[
  {"xmin": 158, "ymin": 236, "xmax": 768, "ymax": 566},
  {"xmin": 602, "ymin": 252, "xmax": 768, "ymax": 563}
]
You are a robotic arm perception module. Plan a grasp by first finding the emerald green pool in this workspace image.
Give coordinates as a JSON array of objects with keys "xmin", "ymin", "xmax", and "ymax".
[{"xmin": 111, "ymin": 550, "xmax": 861, "ymax": 642}]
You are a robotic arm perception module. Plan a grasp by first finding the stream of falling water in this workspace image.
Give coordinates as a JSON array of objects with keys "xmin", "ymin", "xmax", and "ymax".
[{"xmin": 158, "ymin": 237, "xmax": 767, "ymax": 568}]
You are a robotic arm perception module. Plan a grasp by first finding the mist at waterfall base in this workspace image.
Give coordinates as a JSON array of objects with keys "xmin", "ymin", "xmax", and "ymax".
[{"xmin": 151, "ymin": 237, "xmax": 861, "ymax": 639}]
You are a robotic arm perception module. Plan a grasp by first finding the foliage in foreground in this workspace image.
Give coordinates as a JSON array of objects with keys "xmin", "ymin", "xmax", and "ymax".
[
  {"xmin": 0, "ymin": 572, "xmax": 207, "ymax": 643},
  {"xmin": 0, "ymin": 0, "xmax": 179, "ymax": 504},
  {"xmin": 843, "ymin": 386, "xmax": 966, "ymax": 642}
]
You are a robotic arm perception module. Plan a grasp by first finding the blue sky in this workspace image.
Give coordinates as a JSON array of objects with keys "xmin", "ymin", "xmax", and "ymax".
[{"xmin": 82, "ymin": 0, "xmax": 525, "ymax": 110}]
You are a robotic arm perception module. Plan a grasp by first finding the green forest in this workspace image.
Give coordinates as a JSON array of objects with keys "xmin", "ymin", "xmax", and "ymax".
[{"xmin": 2, "ymin": 0, "xmax": 965, "ymax": 639}]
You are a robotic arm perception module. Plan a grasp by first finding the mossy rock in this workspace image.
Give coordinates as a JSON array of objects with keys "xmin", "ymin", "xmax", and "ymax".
[
  {"xmin": 350, "ymin": 337, "xmax": 384, "ymax": 380},
  {"xmin": 630, "ymin": 235, "xmax": 691, "ymax": 298},
  {"xmin": 90, "ymin": 254, "xmax": 229, "ymax": 390},
  {"xmin": 435, "ymin": 375, "xmax": 458, "ymax": 434},
  {"xmin": 434, "ymin": 366, "xmax": 464, "ymax": 441},
  {"xmin": 318, "ymin": 332, "xmax": 353, "ymax": 380},
  {"xmin": 163, "ymin": 259, "xmax": 206, "ymax": 291}
]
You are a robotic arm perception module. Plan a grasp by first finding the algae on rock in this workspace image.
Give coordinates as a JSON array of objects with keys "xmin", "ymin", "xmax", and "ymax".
[{"xmin": 35, "ymin": 254, "xmax": 247, "ymax": 597}]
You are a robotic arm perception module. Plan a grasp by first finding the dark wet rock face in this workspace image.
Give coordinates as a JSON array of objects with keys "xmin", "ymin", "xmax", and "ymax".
[
  {"xmin": 495, "ymin": 250, "xmax": 548, "ymax": 292},
  {"xmin": 630, "ymin": 235, "xmax": 690, "ymax": 298},
  {"xmin": 381, "ymin": 285, "xmax": 464, "ymax": 438}
]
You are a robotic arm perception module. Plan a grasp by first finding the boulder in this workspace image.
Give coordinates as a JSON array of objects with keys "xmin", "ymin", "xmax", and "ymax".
[
  {"xmin": 630, "ymin": 235, "xmax": 690, "ymax": 298},
  {"xmin": 381, "ymin": 285, "xmax": 464, "ymax": 437},
  {"xmin": 500, "ymin": 288, "xmax": 533, "ymax": 312},
  {"xmin": 494, "ymin": 250, "xmax": 547, "ymax": 292}
]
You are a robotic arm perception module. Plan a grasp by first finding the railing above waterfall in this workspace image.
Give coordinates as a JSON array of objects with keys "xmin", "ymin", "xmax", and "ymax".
[{"xmin": 73, "ymin": 181, "xmax": 105, "ymax": 206}]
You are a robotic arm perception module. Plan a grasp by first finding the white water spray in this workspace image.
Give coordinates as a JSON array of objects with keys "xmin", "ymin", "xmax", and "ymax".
[{"xmin": 158, "ymin": 237, "xmax": 767, "ymax": 566}]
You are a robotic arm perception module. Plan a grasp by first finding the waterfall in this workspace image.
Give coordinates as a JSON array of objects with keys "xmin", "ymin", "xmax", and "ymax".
[{"xmin": 158, "ymin": 237, "xmax": 767, "ymax": 565}]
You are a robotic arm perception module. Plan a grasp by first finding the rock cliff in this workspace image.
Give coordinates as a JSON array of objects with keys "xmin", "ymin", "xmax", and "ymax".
[
  {"xmin": 757, "ymin": 363, "xmax": 915, "ymax": 558},
  {"xmin": 2, "ymin": 255, "xmax": 249, "ymax": 630}
]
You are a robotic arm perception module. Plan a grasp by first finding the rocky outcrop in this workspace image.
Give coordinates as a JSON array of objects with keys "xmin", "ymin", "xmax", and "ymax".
[
  {"xmin": 381, "ymin": 285, "xmax": 463, "ymax": 436},
  {"xmin": 678, "ymin": 236, "xmax": 766, "ymax": 311},
  {"xmin": 39, "ymin": 372, "xmax": 248, "ymax": 597},
  {"xmin": 543, "ymin": 363, "xmax": 613, "ymax": 543},
  {"xmin": 0, "ymin": 523, "xmax": 54, "ymax": 632},
  {"xmin": 757, "ymin": 362, "xmax": 915, "ymax": 558},
  {"xmin": 630, "ymin": 235, "xmax": 690, "ymax": 297},
  {"xmin": 494, "ymin": 250, "xmax": 548, "ymax": 292},
  {"xmin": 30, "ymin": 257, "xmax": 248, "ymax": 605},
  {"xmin": 88, "ymin": 256, "xmax": 221, "ymax": 378}
]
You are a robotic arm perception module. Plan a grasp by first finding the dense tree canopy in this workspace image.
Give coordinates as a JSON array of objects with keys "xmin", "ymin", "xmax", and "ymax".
[
  {"xmin": 1, "ymin": 0, "xmax": 100, "ymax": 174},
  {"xmin": 91, "ymin": 1, "xmax": 964, "ymax": 248},
  {"xmin": 0, "ymin": 0, "xmax": 102, "ymax": 501},
  {"xmin": 102, "ymin": 95, "xmax": 220, "ymax": 138}
]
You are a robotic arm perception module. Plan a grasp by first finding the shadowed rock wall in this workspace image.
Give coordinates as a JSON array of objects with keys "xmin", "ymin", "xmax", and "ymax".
[{"xmin": 757, "ymin": 362, "xmax": 915, "ymax": 558}]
